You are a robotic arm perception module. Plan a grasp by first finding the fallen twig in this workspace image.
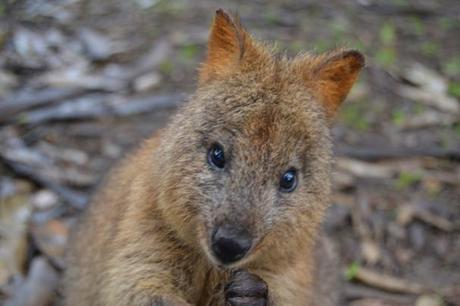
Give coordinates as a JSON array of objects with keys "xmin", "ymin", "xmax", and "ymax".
[
  {"xmin": 0, "ymin": 88, "xmax": 84, "ymax": 123},
  {"xmin": 336, "ymin": 146, "xmax": 460, "ymax": 161},
  {"xmin": 398, "ymin": 205, "xmax": 458, "ymax": 232},
  {"xmin": 1, "ymin": 158, "xmax": 88, "ymax": 210},
  {"xmin": 17, "ymin": 93, "xmax": 185, "ymax": 125},
  {"xmin": 350, "ymin": 266, "xmax": 427, "ymax": 295},
  {"xmin": 361, "ymin": 3, "xmax": 441, "ymax": 18},
  {"xmin": 398, "ymin": 110, "xmax": 458, "ymax": 130},
  {"xmin": 345, "ymin": 283, "xmax": 414, "ymax": 304}
]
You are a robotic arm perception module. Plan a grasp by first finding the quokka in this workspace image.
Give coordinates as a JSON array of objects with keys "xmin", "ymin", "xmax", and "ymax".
[{"xmin": 64, "ymin": 9, "xmax": 364, "ymax": 306}]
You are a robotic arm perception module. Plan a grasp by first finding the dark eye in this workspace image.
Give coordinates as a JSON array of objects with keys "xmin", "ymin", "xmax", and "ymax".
[
  {"xmin": 279, "ymin": 169, "xmax": 297, "ymax": 192},
  {"xmin": 208, "ymin": 143, "xmax": 225, "ymax": 169}
]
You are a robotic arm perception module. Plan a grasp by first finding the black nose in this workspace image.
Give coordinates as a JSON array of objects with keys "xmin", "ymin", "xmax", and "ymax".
[{"xmin": 211, "ymin": 225, "xmax": 252, "ymax": 264}]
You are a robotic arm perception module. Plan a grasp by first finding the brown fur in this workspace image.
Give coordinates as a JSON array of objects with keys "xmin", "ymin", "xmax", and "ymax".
[{"xmin": 64, "ymin": 9, "xmax": 363, "ymax": 306}]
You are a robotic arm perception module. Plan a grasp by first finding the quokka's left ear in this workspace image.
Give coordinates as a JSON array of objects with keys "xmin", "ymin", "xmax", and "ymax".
[
  {"xmin": 198, "ymin": 9, "xmax": 261, "ymax": 84},
  {"xmin": 308, "ymin": 50, "xmax": 365, "ymax": 119}
]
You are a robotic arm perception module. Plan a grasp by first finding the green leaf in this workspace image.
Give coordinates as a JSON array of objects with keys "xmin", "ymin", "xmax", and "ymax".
[
  {"xmin": 392, "ymin": 109, "xmax": 405, "ymax": 126},
  {"xmin": 345, "ymin": 262, "xmax": 360, "ymax": 281},
  {"xmin": 159, "ymin": 60, "xmax": 173, "ymax": 74},
  {"xmin": 179, "ymin": 43, "xmax": 198, "ymax": 60},
  {"xmin": 421, "ymin": 41, "xmax": 439, "ymax": 57},
  {"xmin": 375, "ymin": 47, "xmax": 396, "ymax": 67},
  {"xmin": 448, "ymin": 82, "xmax": 460, "ymax": 98},
  {"xmin": 380, "ymin": 23, "xmax": 396, "ymax": 46},
  {"xmin": 396, "ymin": 171, "xmax": 422, "ymax": 189},
  {"xmin": 340, "ymin": 104, "xmax": 370, "ymax": 131},
  {"xmin": 410, "ymin": 17, "xmax": 424, "ymax": 36},
  {"xmin": 443, "ymin": 57, "xmax": 460, "ymax": 77}
]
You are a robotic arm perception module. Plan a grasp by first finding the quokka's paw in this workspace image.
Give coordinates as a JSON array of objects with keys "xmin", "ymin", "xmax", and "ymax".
[{"xmin": 224, "ymin": 270, "xmax": 268, "ymax": 306}]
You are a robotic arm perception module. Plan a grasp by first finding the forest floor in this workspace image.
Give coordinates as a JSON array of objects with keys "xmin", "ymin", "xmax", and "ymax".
[{"xmin": 0, "ymin": 0, "xmax": 459, "ymax": 305}]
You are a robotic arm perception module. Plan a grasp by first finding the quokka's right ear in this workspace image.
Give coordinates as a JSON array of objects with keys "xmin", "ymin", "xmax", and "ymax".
[
  {"xmin": 198, "ymin": 9, "xmax": 259, "ymax": 84},
  {"xmin": 307, "ymin": 50, "xmax": 365, "ymax": 119}
]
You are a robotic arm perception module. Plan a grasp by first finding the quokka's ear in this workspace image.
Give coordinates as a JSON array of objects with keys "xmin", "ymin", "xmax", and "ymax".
[
  {"xmin": 199, "ymin": 9, "xmax": 258, "ymax": 84},
  {"xmin": 310, "ymin": 50, "xmax": 365, "ymax": 118}
]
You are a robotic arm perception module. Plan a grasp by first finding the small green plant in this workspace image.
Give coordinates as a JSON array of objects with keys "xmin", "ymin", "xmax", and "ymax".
[
  {"xmin": 396, "ymin": 171, "xmax": 422, "ymax": 189},
  {"xmin": 179, "ymin": 43, "xmax": 199, "ymax": 60},
  {"xmin": 375, "ymin": 48, "xmax": 396, "ymax": 67},
  {"xmin": 421, "ymin": 41, "xmax": 439, "ymax": 57},
  {"xmin": 375, "ymin": 22, "xmax": 397, "ymax": 68},
  {"xmin": 390, "ymin": 0, "xmax": 408, "ymax": 5},
  {"xmin": 340, "ymin": 103, "xmax": 370, "ymax": 131},
  {"xmin": 414, "ymin": 103, "xmax": 426, "ymax": 115},
  {"xmin": 159, "ymin": 60, "xmax": 173, "ymax": 74},
  {"xmin": 439, "ymin": 17, "xmax": 457, "ymax": 31},
  {"xmin": 454, "ymin": 123, "xmax": 460, "ymax": 136},
  {"xmin": 448, "ymin": 82, "xmax": 460, "ymax": 98},
  {"xmin": 312, "ymin": 38, "xmax": 332, "ymax": 53},
  {"xmin": 410, "ymin": 17, "xmax": 425, "ymax": 36},
  {"xmin": 443, "ymin": 56, "xmax": 460, "ymax": 77},
  {"xmin": 345, "ymin": 262, "xmax": 360, "ymax": 281},
  {"xmin": 264, "ymin": 11, "xmax": 280, "ymax": 25},
  {"xmin": 380, "ymin": 23, "xmax": 396, "ymax": 46},
  {"xmin": 392, "ymin": 109, "xmax": 406, "ymax": 126}
]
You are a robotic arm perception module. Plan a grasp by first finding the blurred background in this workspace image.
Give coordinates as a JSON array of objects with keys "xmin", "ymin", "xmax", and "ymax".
[{"xmin": 0, "ymin": 0, "xmax": 459, "ymax": 305}]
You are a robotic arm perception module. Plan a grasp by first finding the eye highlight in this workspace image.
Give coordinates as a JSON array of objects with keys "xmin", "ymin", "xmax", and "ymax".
[
  {"xmin": 208, "ymin": 143, "xmax": 225, "ymax": 169},
  {"xmin": 279, "ymin": 169, "xmax": 298, "ymax": 192}
]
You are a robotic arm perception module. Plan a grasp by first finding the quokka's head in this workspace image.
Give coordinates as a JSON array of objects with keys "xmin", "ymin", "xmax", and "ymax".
[{"xmin": 155, "ymin": 10, "xmax": 364, "ymax": 268}]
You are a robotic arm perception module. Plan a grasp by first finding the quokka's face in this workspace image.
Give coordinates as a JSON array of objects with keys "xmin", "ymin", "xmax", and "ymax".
[
  {"xmin": 188, "ymin": 84, "xmax": 334, "ymax": 268},
  {"xmin": 157, "ymin": 10, "xmax": 363, "ymax": 268}
]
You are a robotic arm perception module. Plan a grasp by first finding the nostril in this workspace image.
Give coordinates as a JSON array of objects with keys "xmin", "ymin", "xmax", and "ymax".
[{"xmin": 211, "ymin": 226, "xmax": 252, "ymax": 264}]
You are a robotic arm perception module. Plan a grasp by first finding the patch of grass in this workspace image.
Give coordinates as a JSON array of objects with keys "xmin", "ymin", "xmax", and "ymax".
[
  {"xmin": 288, "ymin": 41, "xmax": 305, "ymax": 54},
  {"xmin": 338, "ymin": 36, "xmax": 366, "ymax": 51},
  {"xmin": 331, "ymin": 20, "xmax": 349, "ymax": 40},
  {"xmin": 439, "ymin": 17, "xmax": 457, "ymax": 31},
  {"xmin": 375, "ymin": 22, "xmax": 398, "ymax": 68},
  {"xmin": 179, "ymin": 43, "xmax": 199, "ymax": 60},
  {"xmin": 375, "ymin": 47, "xmax": 396, "ymax": 67},
  {"xmin": 409, "ymin": 17, "xmax": 425, "ymax": 36},
  {"xmin": 345, "ymin": 262, "xmax": 360, "ymax": 281},
  {"xmin": 395, "ymin": 171, "xmax": 422, "ymax": 189},
  {"xmin": 392, "ymin": 109, "xmax": 405, "ymax": 126},
  {"xmin": 373, "ymin": 22, "xmax": 398, "ymax": 67},
  {"xmin": 390, "ymin": 0, "xmax": 408, "ymax": 5},
  {"xmin": 421, "ymin": 41, "xmax": 439, "ymax": 57},
  {"xmin": 425, "ymin": 179, "xmax": 442, "ymax": 198},
  {"xmin": 159, "ymin": 60, "xmax": 173, "ymax": 74},
  {"xmin": 443, "ymin": 56, "xmax": 460, "ymax": 77},
  {"xmin": 340, "ymin": 103, "xmax": 370, "ymax": 131},
  {"xmin": 312, "ymin": 38, "xmax": 332, "ymax": 53},
  {"xmin": 447, "ymin": 82, "xmax": 460, "ymax": 98},
  {"xmin": 380, "ymin": 22, "xmax": 396, "ymax": 46},
  {"xmin": 264, "ymin": 11, "xmax": 280, "ymax": 25},
  {"xmin": 154, "ymin": 0, "xmax": 186, "ymax": 14},
  {"xmin": 454, "ymin": 123, "xmax": 460, "ymax": 136}
]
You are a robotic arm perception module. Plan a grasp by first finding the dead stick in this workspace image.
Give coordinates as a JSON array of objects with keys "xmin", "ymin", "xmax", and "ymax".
[
  {"xmin": 415, "ymin": 209, "xmax": 456, "ymax": 232},
  {"xmin": 0, "ymin": 88, "xmax": 84, "ymax": 122},
  {"xmin": 336, "ymin": 146, "xmax": 460, "ymax": 161},
  {"xmin": 352, "ymin": 266, "xmax": 427, "ymax": 294},
  {"xmin": 344, "ymin": 283, "xmax": 415, "ymax": 304},
  {"xmin": 1, "ymin": 158, "xmax": 88, "ymax": 210}
]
